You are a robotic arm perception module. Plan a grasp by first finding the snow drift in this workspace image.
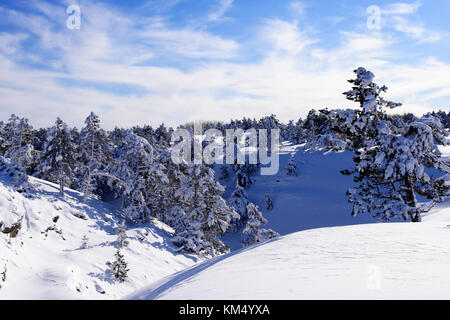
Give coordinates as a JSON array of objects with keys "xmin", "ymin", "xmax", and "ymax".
[
  {"xmin": 0, "ymin": 166, "xmax": 198, "ymax": 299},
  {"xmin": 129, "ymin": 199, "xmax": 450, "ymax": 300}
]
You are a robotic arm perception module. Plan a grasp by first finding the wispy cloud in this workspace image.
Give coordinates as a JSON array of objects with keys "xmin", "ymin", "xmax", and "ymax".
[
  {"xmin": 382, "ymin": 1, "xmax": 422, "ymax": 15},
  {"xmin": 208, "ymin": 0, "xmax": 234, "ymax": 22},
  {"xmin": 380, "ymin": 1, "xmax": 442, "ymax": 43},
  {"xmin": 0, "ymin": 0, "xmax": 449, "ymax": 129},
  {"xmin": 290, "ymin": 1, "xmax": 306, "ymax": 19},
  {"xmin": 392, "ymin": 16, "xmax": 441, "ymax": 43}
]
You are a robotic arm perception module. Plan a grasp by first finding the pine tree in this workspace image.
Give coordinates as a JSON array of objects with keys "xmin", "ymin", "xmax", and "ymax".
[
  {"xmin": 111, "ymin": 249, "xmax": 129, "ymax": 283},
  {"xmin": 165, "ymin": 205, "xmax": 187, "ymax": 233},
  {"xmin": 343, "ymin": 67, "xmax": 401, "ymax": 150},
  {"xmin": 173, "ymin": 164, "xmax": 238, "ymax": 257},
  {"xmin": 81, "ymin": 235, "xmax": 89, "ymax": 249},
  {"xmin": 78, "ymin": 112, "xmax": 113, "ymax": 202},
  {"xmin": 36, "ymin": 118, "xmax": 76, "ymax": 197},
  {"xmin": 172, "ymin": 219, "xmax": 206, "ymax": 254},
  {"xmin": 285, "ymin": 155, "xmax": 298, "ymax": 176},
  {"xmin": 264, "ymin": 194, "xmax": 273, "ymax": 211},
  {"xmin": 344, "ymin": 68, "xmax": 449, "ymax": 222},
  {"xmin": 233, "ymin": 162, "xmax": 256, "ymax": 189},
  {"xmin": 0, "ymin": 156, "xmax": 32, "ymax": 192},
  {"xmin": 242, "ymin": 203, "xmax": 278, "ymax": 247},
  {"xmin": 108, "ymin": 131, "xmax": 169, "ymax": 224},
  {"xmin": 157, "ymin": 148, "xmax": 187, "ymax": 228},
  {"xmin": 218, "ymin": 165, "xmax": 229, "ymax": 180},
  {"xmin": 0, "ymin": 121, "xmax": 7, "ymax": 156},
  {"xmin": 2, "ymin": 115, "xmax": 36, "ymax": 172},
  {"xmin": 227, "ymin": 184, "xmax": 249, "ymax": 231},
  {"xmin": 116, "ymin": 222, "xmax": 129, "ymax": 249}
]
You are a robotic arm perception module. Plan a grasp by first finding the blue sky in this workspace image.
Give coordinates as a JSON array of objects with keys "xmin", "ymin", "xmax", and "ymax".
[{"xmin": 0, "ymin": 0, "xmax": 449, "ymax": 129}]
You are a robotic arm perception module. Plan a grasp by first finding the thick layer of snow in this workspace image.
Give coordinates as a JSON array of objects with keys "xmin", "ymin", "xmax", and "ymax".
[
  {"xmin": 0, "ymin": 174, "xmax": 198, "ymax": 299},
  {"xmin": 129, "ymin": 145, "xmax": 450, "ymax": 300},
  {"xmin": 130, "ymin": 200, "xmax": 450, "ymax": 300}
]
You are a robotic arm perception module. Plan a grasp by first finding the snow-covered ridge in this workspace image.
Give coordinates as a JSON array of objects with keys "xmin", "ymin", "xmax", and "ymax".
[
  {"xmin": 0, "ymin": 169, "xmax": 198, "ymax": 299},
  {"xmin": 129, "ymin": 199, "xmax": 450, "ymax": 300}
]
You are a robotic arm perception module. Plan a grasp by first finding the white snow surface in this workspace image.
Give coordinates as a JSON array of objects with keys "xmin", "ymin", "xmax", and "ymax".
[
  {"xmin": 0, "ymin": 174, "xmax": 198, "ymax": 299},
  {"xmin": 129, "ymin": 200, "xmax": 450, "ymax": 300}
]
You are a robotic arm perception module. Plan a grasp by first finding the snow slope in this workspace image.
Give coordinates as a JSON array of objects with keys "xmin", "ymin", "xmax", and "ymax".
[
  {"xmin": 221, "ymin": 143, "xmax": 379, "ymax": 250},
  {"xmin": 129, "ymin": 199, "xmax": 450, "ymax": 300},
  {"xmin": 0, "ymin": 171, "xmax": 198, "ymax": 299}
]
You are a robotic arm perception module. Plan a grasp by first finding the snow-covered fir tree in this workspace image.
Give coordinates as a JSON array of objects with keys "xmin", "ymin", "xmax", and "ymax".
[
  {"xmin": 218, "ymin": 165, "xmax": 229, "ymax": 180},
  {"xmin": 108, "ymin": 130, "xmax": 168, "ymax": 224},
  {"xmin": 0, "ymin": 121, "xmax": 6, "ymax": 155},
  {"xmin": 172, "ymin": 219, "xmax": 206, "ymax": 255},
  {"xmin": 78, "ymin": 112, "xmax": 113, "ymax": 202},
  {"xmin": 343, "ymin": 67, "xmax": 402, "ymax": 150},
  {"xmin": 242, "ymin": 203, "xmax": 278, "ymax": 247},
  {"xmin": 156, "ymin": 148, "xmax": 188, "ymax": 229},
  {"xmin": 172, "ymin": 164, "xmax": 239, "ymax": 257},
  {"xmin": 36, "ymin": 118, "xmax": 76, "ymax": 197},
  {"xmin": 0, "ymin": 156, "xmax": 32, "ymax": 193},
  {"xmin": 427, "ymin": 110, "xmax": 450, "ymax": 129},
  {"xmin": 111, "ymin": 249, "xmax": 129, "ymax": 283},
  {"xmin": 344, "ymin": 67, "xmax": 449, "ymax": 222},
  {"xmin": 233, "ymin": 162, "xmax": 255, "ymax": 189},
  {"xmin": 2, "ymin": 115, "xmax": 36, "ymax": 172},
  {"xmin": 227, "ymin": 184, "xmax": 250, "ymax": 231},
  {"xmin": 116, "ymin": 222, "xmax": 129, "ymax": 249},
  {"xmin": 285, "ymin": 154, "xmax": 298, "ymax": 176},
  {"xmin": 81, "ymin": 235, "xmax": 89, "ymax": 249},
  {"xmin": 264, "ymin": 194, "xmax": 274, "ymax": 211},
  {"xmin": 165, "ymin": 205, "xmax": 187, "ymax": 234}
]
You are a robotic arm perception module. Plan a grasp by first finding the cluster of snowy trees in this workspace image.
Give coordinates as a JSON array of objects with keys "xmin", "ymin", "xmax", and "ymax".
[
  {"xmin": 0, "ymin": 67, "xmax": 448, "ymax": 257},
  {"xmin": 427, "ymin": 110, "xmax": 450, "ymax": 129},
  {"xmin": 0, "ymin": 113, "xmax": 278, "ymax": 256}
]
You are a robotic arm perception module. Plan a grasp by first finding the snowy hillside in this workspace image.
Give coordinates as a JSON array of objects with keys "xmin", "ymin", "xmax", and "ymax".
[
  {"xmin": 129, "ymin": 145, "xmax": 450, "ymax": 300},
  {"xmin": 0, "ymin": 169, "xmax": 198, "ymax": 299},
  {"xmin": 129, "ymin": 199, "xmax": 450, "ymax": 300},
  {"xmin": 221, "ymin": 143, "xmax": 377, "ymax": 250}
]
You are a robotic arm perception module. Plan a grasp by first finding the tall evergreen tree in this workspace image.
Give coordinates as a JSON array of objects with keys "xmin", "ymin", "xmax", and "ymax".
[
  {"xmin": 111, "ymin": 249, "xmax": 129, "ymax": 283},
  {"xmin": 37, "ymin": 118, "xmax": 76, "ymax": 197},
  {"xmin": 344, "ymin": 68, "xmax": 449, "ymax": 222},
  {"xmin": 242, "ymin": 203, "xmax": 278, "ymax": 247},
  {"xmin": 227, "ymin": 184, "xmax": 249, "ymax": 231},
  {"xmin": 78, "ymin": 112, "xmax": 113, "ymax": 201},
  {"xmin": 285, "ymin": 155, "xmax": 298, "ymax": 176},
  {"xmin": 2, "ymin": 115, "xmax": 36, "ymax": 172},
  {"xmin": 173, "ymin": 164, "xmax": 238, "ymax": 257},
  {"xmin": 109, "ymin": 130, "xmax": 168, "ymax": 224}
]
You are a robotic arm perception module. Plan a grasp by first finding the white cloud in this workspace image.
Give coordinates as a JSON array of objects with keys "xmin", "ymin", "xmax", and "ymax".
[
  {"xmin": 391, "ymin": 16, "xmax": 441, "ymax": 43},
  {"xmin": 261, "ymin": 19, "xmax": 316, "ymax": 56},
  {"xmin": 290, "ymin": 1, "xmax": 306, "ymax": 19},
  {"xmin": 208, "ymin": 0, "xmax": 234, "ymax": 22},
  {"xmin": 138, "ymin": 22, "xmax": 239, "ymax": 59},
  {"xmin": 0, "ymin": 33, "xmax": 28, "ymax": 55},
  {"xmin": 382, "ymin": 1, "xmax": 422, "ymax": 15},
  {"xmin": 0, "ymin": 1, "xmax": 449, "ymax": 130},
  {"xmin": 379, "ymin": 1, "xmax": 442, "ymax": 43}
]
